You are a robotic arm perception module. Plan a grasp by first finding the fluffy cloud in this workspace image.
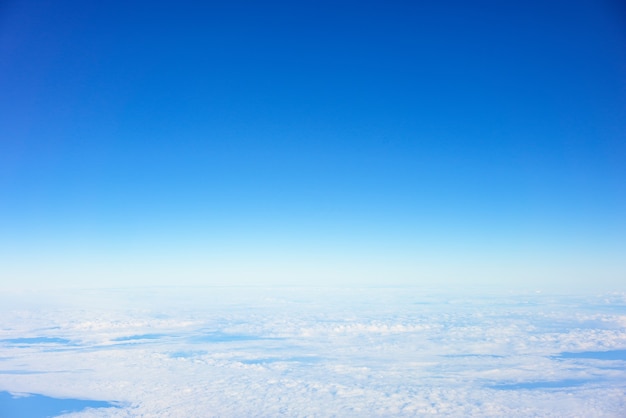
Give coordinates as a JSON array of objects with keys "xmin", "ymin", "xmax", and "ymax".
[{"xmin": 0, "ymin": 287, "xmax": 625, "ymax": 417}]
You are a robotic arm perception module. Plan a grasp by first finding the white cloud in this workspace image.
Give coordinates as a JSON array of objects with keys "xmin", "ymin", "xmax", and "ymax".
[{"xmin": 0, "ymin": 287, "xmax": 625, "ymax": 417}]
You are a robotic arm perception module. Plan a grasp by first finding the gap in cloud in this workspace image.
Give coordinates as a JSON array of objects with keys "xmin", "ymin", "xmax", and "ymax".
[
  {"xmin": 169, "ymin": 350, "xmax": 207, "ymax": 359},
  {"xmin": 489, "ymin": 379, "xmax": 592, "ymax": 390},
  {"xmin": 189, "ymin": 332, "xmax": 272, "ymax": 344},
  {"xmin": 112, "ymin": 333, "xmax": 167, "ymax": 341},
  {"xmin": 0, "ymin": 391, "xmax": 122, "ymax": 418},
  {"xmin": 556, "ymin": 349, "xmax": 626, "ymax": 361},
  {"xmin": 0, "ymin": 370, "xmax": 53, "ymax": 375},
  {"xmin": 0, "ymin": 337, "xmax": 71, "ymax": 345},
  {"xmin": 239, "ymin": 356, "xmax": 322, "ymax": 365},
  {"xmin": 442, "ymin": 354, "xmax": 505, "ymax": 358}
]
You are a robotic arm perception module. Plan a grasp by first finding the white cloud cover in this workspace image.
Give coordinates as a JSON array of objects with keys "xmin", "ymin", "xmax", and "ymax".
[{"xmin": 0, "ymin": 287, "xmax": 625, "ymax": 417}]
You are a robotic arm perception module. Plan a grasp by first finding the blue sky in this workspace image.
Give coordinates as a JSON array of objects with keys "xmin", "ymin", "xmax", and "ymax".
[{"xmin": 1, "ymin": 0, "xmax": 625, "ymax": 289}]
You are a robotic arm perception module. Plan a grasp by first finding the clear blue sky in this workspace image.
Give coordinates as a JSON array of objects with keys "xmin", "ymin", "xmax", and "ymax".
[{"xmin": 1, "ymin": 0, "xmax": 625, "ymax": 289}]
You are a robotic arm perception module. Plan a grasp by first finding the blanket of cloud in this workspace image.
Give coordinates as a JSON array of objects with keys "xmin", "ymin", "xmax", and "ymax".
[{"xmin": 1, "ymin": 287, "xmax": 625, "ymax": 417}]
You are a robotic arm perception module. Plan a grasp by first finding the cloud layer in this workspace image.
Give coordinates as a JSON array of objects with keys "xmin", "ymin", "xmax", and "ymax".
[{"xmin": 0, "ymin": 287, "xmax": 625, "ymax": 417}]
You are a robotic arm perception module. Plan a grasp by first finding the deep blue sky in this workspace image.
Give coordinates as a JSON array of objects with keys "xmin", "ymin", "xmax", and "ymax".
[{"xmin": 1, "ymin": 0, "xmax": 625, "ymax": 288}]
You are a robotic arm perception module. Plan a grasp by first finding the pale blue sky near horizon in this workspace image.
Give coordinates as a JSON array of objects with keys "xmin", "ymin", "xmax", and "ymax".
[{"xmin": 1, "ymin": 0, "xmax": 625, "ymax": 289}]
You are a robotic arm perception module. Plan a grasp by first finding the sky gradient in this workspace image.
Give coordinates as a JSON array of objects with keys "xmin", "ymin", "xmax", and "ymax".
[{"xmin": 1, "ymin": 0, "xmax": 625, "ymax": 289}]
